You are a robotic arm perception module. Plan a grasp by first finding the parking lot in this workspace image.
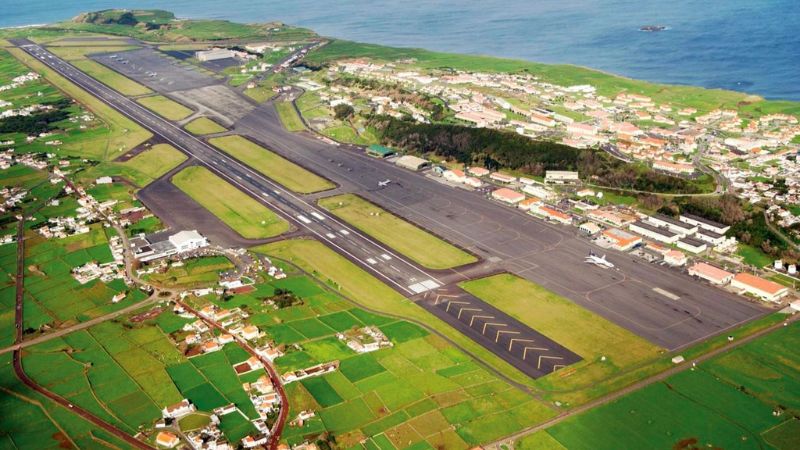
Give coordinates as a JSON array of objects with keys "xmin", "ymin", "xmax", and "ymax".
[{"xmin": 91, "ymin": 47, "xmax": 217, "ymax": 92}]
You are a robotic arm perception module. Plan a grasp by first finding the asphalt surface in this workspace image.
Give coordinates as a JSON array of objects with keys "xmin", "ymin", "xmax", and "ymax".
[
  {"xmin": 91, "ymin": 47, "xmax": 217, "ymax": 92},
  {"xmin": 416, "ymin": 286, "xmax": 582, "ymax": 378},
  {"xmin": 233, "ymin": 101, "xmax": 769, "ymax": 350},
  {"xmin": 14, "ymin": 40, "xmax": 444, "ymax": 298},
  {"xmin": 12, "ymin": 39, "xmax": 588, "ymax": 382}
]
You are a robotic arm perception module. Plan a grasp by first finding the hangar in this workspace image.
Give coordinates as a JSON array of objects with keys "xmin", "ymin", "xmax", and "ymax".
[{"xmin": 395, "ymin": 155, "xmax": 430, "ymax": 171}]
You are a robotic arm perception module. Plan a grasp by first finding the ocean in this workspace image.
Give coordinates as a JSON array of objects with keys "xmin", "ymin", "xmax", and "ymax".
[{"xmin": 3, "ymin": 0, "xmax": 799, "ymax": 101}]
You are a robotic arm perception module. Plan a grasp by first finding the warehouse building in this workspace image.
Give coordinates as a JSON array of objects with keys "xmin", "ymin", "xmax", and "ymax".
[
  {"xmin": 366, "ymin": 144, "xmax": 395, "ymax": 158},
  {"xmin": 491, "ymin": 188, "xmax": 525, "ymax": 204},
  {"xmin": 545, "ymin": 170, "xmax": 579, "ymax": 184},
  {"xmin": 602, "ymin": 227, "xmax": 642, "ymax": 251},
  {"xmin": 695, "ymin": 228, "xmax": 726, "ymax": 245},
  {"xmin": 648, "ymin": 214, "xmax": 698, "ymax": 237},
  {"xmin": 688, "ymin": 262, "xmax": 734, "ymax": 285},
  {"xmin": 664, "ymin": 249, "xmax": 687, "ymax": 266},
  {"xmin": 467, "ymin": 167, "xmax": 490, "ymax": 177},
  {"xmin": 680, "ymin": 213, "xmax": 730, "ymax": 235},
  {"xmin": 490, "ymin": 172, "xmax": 516, "ymax": 184},
  {"xmin": 196, "ymin": 48, "xmax": 236, "ymax": 62},
  {"xmin": 131, "ymin": 230, "xmax": 209, "ymax": 262},
  {"xmin": 731, "ymin": 273, "xmax": 789, "ymax": 302},
  {"xmin": 629, "ymin": 221, "xmax": 680, "ymax": 244},
  {"xmin": 677, "ymin": 237, "xmax": 708, "ymax": 254},
  {"xmin": 395, "ymin": 155, "xmax": 430, "ymax": 171}
]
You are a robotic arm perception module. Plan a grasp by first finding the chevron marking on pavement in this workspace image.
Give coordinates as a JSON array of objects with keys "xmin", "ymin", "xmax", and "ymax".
[
  {"xmin": 522, "ymin": 346, "xmax": 550, "ymax": 360},
  {"xmin": 495, "ymin": 329, "xmax": 520, "ymax": 343},
  {"xmin": 468, "ymin": 315, "xmax": 494, "ymax": 327},
  {"xmin": 445, "ymin": 300, "xmax": 470, "ymax": 313},
  {"xmin": 457, "ymin": 307, "xmax": 482, "ymax": 320},
  {"xmin": 482, "ymin": 322, "xmax": 507, "ymax": 335},
  {"xmin": 537, "ymin": 355, "xmax": 563, "ymax": 369}
]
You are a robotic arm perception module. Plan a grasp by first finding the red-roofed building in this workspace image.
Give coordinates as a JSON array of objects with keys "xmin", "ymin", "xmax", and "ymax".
[
  {"xmin": 491, "ymin": 188, "xmax": 525, "ymax": 204},
  {"xmin": 731, "ymin": 273, "xmax": 789, "ymax": 302},
  {"xmin": 688, "ymin": 262, "xmax": 733, "ymax": 285}
]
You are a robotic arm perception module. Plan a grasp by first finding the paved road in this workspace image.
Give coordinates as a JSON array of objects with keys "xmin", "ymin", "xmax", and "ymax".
[
  {"xmin": 233, "ymin": 101, "xmax": 769, "ymax": 350},
  {"xmin": 11, "ymin": 213, "xmax": 153, "ymax": 449},
  {"xmin": 484, "ymin": 313, "xmax": 799, "ymax": 449},
  {"xmin": 13, "ymin": 39, "xmax": 444, "ymax": 298},
  {"xmin": 12, "ymin": 39, "xmax": 587, "ymax": 380},
  {"xmin": 175, "ymin": 299, "xmax": 288, "ymax": 450}
]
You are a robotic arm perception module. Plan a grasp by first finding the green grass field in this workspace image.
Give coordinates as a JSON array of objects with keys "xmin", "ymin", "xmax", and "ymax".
[
  {"xmin": 209, "ymin": 135, "xmax": 334, "ymax": 194},
  {"xmin": 460, "ymin": 274, "xmax": 661, "ymax": 395},
  {"xmin": 0, "ymin": 353, "xmax": 134, "ymax": 449},
  {"xmin": 184, "ymin": 117, "xmax": 226, "ymax": 135},
  {"xmin": 184, "ymin": 270, "xmax": 552, "ymax": 449},
  {"xmin": 8, "ymin": 47, "xmax": 152, "ymax": 160},
  {"xmin": 71, "ymin": 58, "xmax": 152, "ymax": 96},
  {"xmin": 136, "ymin": 95, "xmax": 193, "ymax": 121},
  {"xmin": 172, "ymin": 166, "xmax": 289, "ymax": 239},
  {"xmin": 737, "ymin": 244, "xmax": 773, "ymax": 268},
  {"xmin": 537, "ymin": 321, "xmax": 800, "ymax": 450},
  {"xmin": 97, "ymin": 143, "xmax": 187, "ymax": 187},
  {"xmin": 318, "ymin": 194, "xmax": 476, "ymax": 269},
  {"xmin": 145, "ymin": 256, "xmax": 233, "ymax": 288},
  {"xmin": 253, "ymin": 239, "xmax": 537, "ymax": 388},
  {"xmin": 274, "ymin": 101, "xmax": 305, "ymax": 132}
]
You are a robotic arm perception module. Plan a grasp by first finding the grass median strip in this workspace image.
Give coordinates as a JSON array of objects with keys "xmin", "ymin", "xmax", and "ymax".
[
  {"xmin": 253, "ymin": 239, "xmax": 535, "ymax": 388},
  {"xmin": 184, "ymin": 116, "xmax": 226, "ymax": 135},
  {"xmin": 136, "ymin": 94, "xmax": 193, "ymax": 121},
  {"xmin": 460, "ymin": 274, "xmax": 661, "ymax": 393},
  {"xmin": 275, "ymin": 100, "xmax": 305, "ymax": 131},
  {"xmin": 71, "ymin": 58, "xmax": 152, "ymax": 96},
  {"xmin": 172, "ymin": 166, "xmax": 289, "ymax": 239},
  {"xmin": 209, "ymin": 135, "xmax": 334, "ymax": 194},
  {"xmin": 319, "ymin": 193, "xmax": 476, "ymax": 269},
  {"xmin": 7, "ymin": 47, "xmax": 152, "ymax": 160}
]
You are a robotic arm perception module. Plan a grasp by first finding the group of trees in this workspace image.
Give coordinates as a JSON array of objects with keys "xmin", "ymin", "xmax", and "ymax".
[
  {"xmin": 367, "ymin": 115, "xmax": 699, "ymax": 194},
  {"xmin": 0, "ymin": 99, "xmax": 71, "ymax": 135}
]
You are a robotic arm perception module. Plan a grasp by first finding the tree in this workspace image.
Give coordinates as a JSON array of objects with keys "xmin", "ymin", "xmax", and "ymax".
[{"xmin": 333, "ymin": 104, "xmax": 354, "ymax": 120}]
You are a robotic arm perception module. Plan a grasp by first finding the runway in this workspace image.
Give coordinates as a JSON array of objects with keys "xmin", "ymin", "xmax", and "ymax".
[{"xmin": 13, "ymin": 37, "xmax": 768, "ymax": 371}]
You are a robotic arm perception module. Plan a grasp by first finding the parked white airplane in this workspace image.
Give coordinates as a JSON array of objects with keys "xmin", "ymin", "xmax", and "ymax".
[
  {"xmin": 585, "ymin": 252, "xmax": 614, "ymax": 268},
  {"xmin": 378, "ymin": 179, "xmax": 391, "ymax": 187}
]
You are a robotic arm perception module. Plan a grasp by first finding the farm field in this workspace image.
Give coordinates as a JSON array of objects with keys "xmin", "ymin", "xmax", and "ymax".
[
  {"xmin": 172, "ymin": 166, "xmax": 290, "ymax": 239},
  {"xmin": 537, "ymin": 321, "xmax": 800, "ymax": 450},
  {"xmin": 93, "ymin": 143, "xmax": 187, "ymax": 187},
  {"xmin": 22, "ymin": 225, "xmax": 147, "ymax": 331},
  {"xmin": 7, "ymin": 47, "xmax": 152, "ymax": 160},
  {"xmin": 319, "ymin": 194, "xmax": 476, "ymax": 270},
  {"xmin": 274, "ymin": 101, "xmax": 305, "ymax": 132},
  {"xmin": 185, "ymin": 272, "xmax": 554, "ymax": 449},
  {"xmin": 460, "ymin": 274, "xmax": 661, "ymax": 395},
  {"xmin": 184, "ymin": 116, "xmax": 226, "ymax": 135},
  {"xmin": 136, "ymin": 95, "xmax": 193, "ymax": 121},
  {"xmin": 209, "ymin": 135, "xmax": 334, "ymax": 194},
  {"xmin": 0, "ymin": 353, "xmax": 134, "ymax": 449},
  {"xmin": 144, "ymin": 256, "xmax": 234, "ymax": 288},
  {"xmin": 254, "ymin": 239, "xmax": 537, "ymax": 389}
]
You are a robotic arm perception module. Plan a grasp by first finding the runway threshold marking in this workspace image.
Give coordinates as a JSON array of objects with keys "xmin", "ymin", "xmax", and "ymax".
[
  {"xmin": 495, "ymin": 329, "xmax": 520, "ymax": 343},
  {"xmin": 445, "ymin": 301, "xmax": 470, "ymax": 312},
  {"xmin": 468, "ymin": 314, "xmax": 494, "ymax": 327},
  {"xmin": 482, "ymin": 322, "xmax": 507, "ymax": 334},
  {"xmin": 507, "ymin": 338, "xmax": 536, "ymax": 352},
  {"xmin": 537, "ymin": 355, "xmax": 563, "ymax": 369},
  {"xmin": 457, "ymin": 307, "xmax": 482, "ymax": 320},
  {"xmin": 653, "ymin": 287, "xmax": 680, "ymax": 300},
  {"xmin": 522, "ymin": 346, "xmax": 549, "ymax": 360}
]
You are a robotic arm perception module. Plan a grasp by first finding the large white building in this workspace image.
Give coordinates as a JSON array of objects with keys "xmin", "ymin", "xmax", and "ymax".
[
  {"xmin": 131, "ymin": 230, "xmax": 209, "ymax": 262},
  {"xmin": 679, "ymin": 213, "xmax": 730, "ymax": 235},
  {"xmin": 545, "ymin": 170, "xmax": 579, "ymax": 184},
  {"xmin": 731, "ymin": 273, "xmax": 789, "ymax": 302},
  {"xmin": 648, "ymin": 214, "xmax": 698, "ymax": 237},
  {"xmin": 196, "ymin": 48, "xmax": 236, "ymax": 62},
  {"xmin": 629, "ymin": 221, "xmax": 679, "ymax": 244}
]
